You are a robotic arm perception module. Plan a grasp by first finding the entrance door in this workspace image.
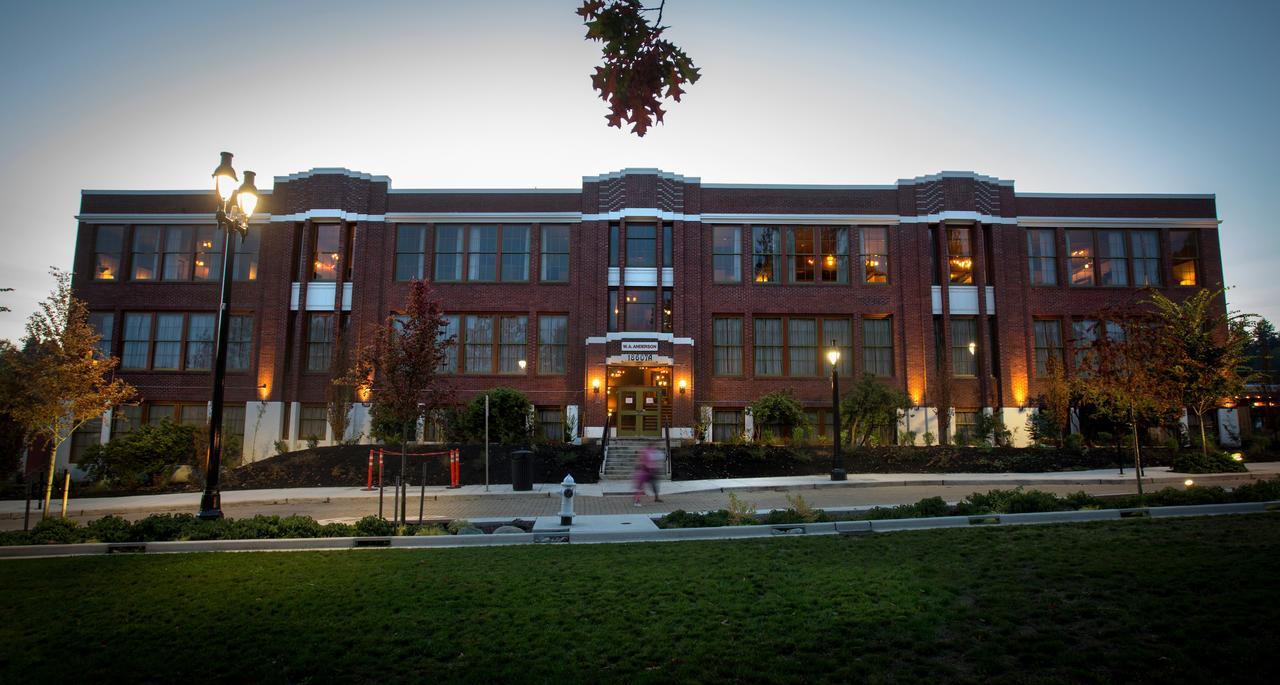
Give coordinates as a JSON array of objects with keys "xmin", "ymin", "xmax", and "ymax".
[{"xmin": 616, "ymin": 386, "xmax": 663, "ymax": 437}]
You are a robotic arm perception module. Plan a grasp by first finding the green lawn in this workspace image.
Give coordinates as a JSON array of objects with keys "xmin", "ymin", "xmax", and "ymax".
[{"xmin": 2, "ymin": 516, "xmax": 1278, "ymax": 684}]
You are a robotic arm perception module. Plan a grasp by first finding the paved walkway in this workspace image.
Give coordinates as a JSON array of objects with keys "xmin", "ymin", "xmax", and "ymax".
[{"xmin": 4, "ymin": 463, "xmax": 1275, "ymax": 529}]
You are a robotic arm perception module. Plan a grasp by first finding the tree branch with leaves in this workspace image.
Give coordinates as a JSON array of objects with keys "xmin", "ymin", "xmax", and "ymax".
[{"xmin": 578, "ymin": 0, "xmax": 701, "ymax": 136}]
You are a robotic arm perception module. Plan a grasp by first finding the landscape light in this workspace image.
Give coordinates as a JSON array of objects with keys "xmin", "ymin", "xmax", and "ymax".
[{"xmin": 1185, "ymin": 479, "xmax": 1195, "ymax": 487}]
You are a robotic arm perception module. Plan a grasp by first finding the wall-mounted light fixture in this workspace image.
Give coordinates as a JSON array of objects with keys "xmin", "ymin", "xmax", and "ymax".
[
  {"xmin": 518, "ymin": 359, "xmax": 527, "ymax": 372},
  {"xmin": 592, "ymin": 378, "xmax": 601, "ymax": 394},
  {"xmin": 677, "ymin": 378, "xmax": 687, "ymax": 395}
]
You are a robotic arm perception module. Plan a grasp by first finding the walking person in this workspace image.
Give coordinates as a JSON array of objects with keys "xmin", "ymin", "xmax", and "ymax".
[
  {"xmin": 632, "ymin": 448, "xmax": 652, "ymax": 507},
  {"xmin": 643, "ymin": 444, "xmax": 663, "ymax": 503}
]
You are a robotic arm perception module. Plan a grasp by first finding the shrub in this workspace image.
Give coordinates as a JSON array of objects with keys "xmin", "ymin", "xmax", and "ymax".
[
  {"xmin": 446, "ymin": 519, "xmax": 473, "ymax": 534},
  {"xmin": 1063, "ymin": 433, "xmax": 1085, "ymax": 452},
  {"xmin": 354, "ymin": 515, "xmax": 394, "ymax": 537},
  {"xmin": 725, "ymin": 492, "xmax": 757, "ymax": 525},
  {"xmin": 84, "ymin": 515, "xmax": 133, "ymax": 542},
  {"xmin": 784, "ymin": 494, "xmax": 822, "ymax": 523},
  {"xmin": 1170, "ymin": 450, "xmax": 1248, "ymax": 474},
  {"xmin": 80, "ymin": 421, "xmax": 199, "ymax": 487},
  {"xmin": 922, "ymin": 431, "xmax": 936, "ymax": 447},
  {"xmin": 1027, "ymin": 408, "xmax": 1062, "ymax": 447},
  {"xmin": 455, "ymin": 388, "xmax": 534, "ymax": 444},
  {"xmin": 0, "ymin": 530, "xmax": 32, "ymax": 546},
  {"xmin": 278, "ymin": 515, "xmax": 323, "ymax": 538},
  {"xmin": 1246, "ymin": 436, "xmax": 1272, "ymax": 456},
  {"xmin": 1063, "ymin": 491, "xmax": 1104, "ymax": 510},
  {"xmin": 1231, "ymin": 478, "xmax": 1280, "ymax": 502},
  {"xmin": 839, "ymin": 376, "xmax": 912, "ymax": 448},
  {"xmin": 749, "ymin": 390, "xmax": 809, "ymax": 443},
  {"xmin": 415, "ymin": 525, "xmax": 448, "ymax": 536},
  {"xmin": 956, "ymin": 487, "xmax": 1069, "ymax": 515},
  {"xmin": 320, "ymin": 522, "xmax": 356, "ymax": 537},
  {"xmin": 974, "ymin": 413, "xmax": 1013, "ymax": 447},
  {"xmin": 130, "ymin": 513, "xmax": 201, "ymax": 542},
  {"xmin": 29, "ymin": 518, "xmax": 83, "ymax": 544},
  {"xmin": 912, "ymin": 496, "xmax": 951, "ymax": 518}
]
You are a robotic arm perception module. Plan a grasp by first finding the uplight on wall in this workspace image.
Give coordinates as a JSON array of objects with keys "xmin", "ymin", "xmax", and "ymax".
[
  {"xmin": 677, "ymin": 378, "xmax": 687, "ymax": 395},
  {"xmin": 592, "ymin": 378, "xmax": 601, "ymax": 394}
]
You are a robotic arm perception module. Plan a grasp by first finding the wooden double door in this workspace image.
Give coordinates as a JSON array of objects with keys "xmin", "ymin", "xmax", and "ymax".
[{"xmin": 615, "ymin": 387, "xmax": 665, "ymax": 437}]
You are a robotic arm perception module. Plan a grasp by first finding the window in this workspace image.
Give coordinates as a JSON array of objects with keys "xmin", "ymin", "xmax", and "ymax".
[
  {"xmin": 1072, "ymin": 319, "xmax": 1098, "ymax": 369},
  {"xmin": 712, "ymin": 226, "xmax": 741, "ymax": 283},
  {"xmin": 460, "ymin": 315, "xmax": 528, "ymax": 374},
  {"xmin": 626, "ymin": 224, "xmax": 656, "ymax": 267},
  {"xmin": 954, "ymin": 410, "xmax": 979, "ymax": 444},
  {"xmin": 131, "ymin": 226, "xmax": 161, "ymax": 280},
  {"xmin": 121, "ymin": 313, "xmax": 152, "ymax": 369},
  {"xmin": 500, "ymin": 225, "xmax": 530, "ymax": 281},
  {"xmin": 299, "ymin": 404, "xmax": 327, "ymax": 441},
  {"xmin": 435, "ymin": 225, "xmax": 464, "ymax": 281},
  {"xmin": 1033, "ymin": 320, "xmax": 1064, "ymax": 377},
  {"xmin": 712, "ymin": 317, "xmax": 742, "ymax": 376},
  {"xmin": 94, "ymin": 226, "xmax": 124, "ymax": 281},
  {"xmin": 540, "ymin": 225, "xmax": 570, "ymax": 282},
  {"xmin": 712, "ymin": 409, "xmax": 744, "ymax": 442},
  {"xmin": 607, "ymin": 290, "xmax": 619, "ymax": 332},
  {"xmin": 311, "ymin": 224, "xmax": 342, "ymax": 281},
  {"xmin": 824, "ymin": 319, "xmax": 853, "ymax": 377},
  {"xmin": 70, "ymin": 419, "xmax": 102, "ymax": 462},
  {"xmin": 192, "ymin": 226, "xmax": 222, "ymax": 281},
  {"xmin": 179, "ymin": 404, "xmax": 206, "ymax": 428},
  {"xmin": 662, "ymin": 289, "xmax": 674, "ymax": 334},
  {"xmin": 930, "ymin": 227, "xmax": 941, "ymax": 286},
  {"xmin": 227, "ymin": 315, "xmax": 253, "ymax": 372},
  {"xmin": 752, "ymin": 226, "xmax": 780, "ymax": 283},
  {"xmin": 754, "ymin": 318, "xmax": 783, "ymax": 376},
  {"xmin": 306, "ymin": 313, "xmax": 334, "ymax": 372},
  {"xmin": 788, "ymin": 319, "xmax": 817, "ymax": 376},
  {"xmin": 608, "ymin": 224, "xmax": 619, "ymax": 267},
  {"xmin": 88, "ymin": 312, "xmax": 114, "ymax": 359},
  {"xmin": 1171, "ymin": 230, "xmax": 1199, "ymax": 286},
  {"xmin": 498, "ymin": 316, "xmax": 527, "ymax": 373},
  {"xmin": 1130, "ymin": 231, "xmax": 1161, "ymax": 286},
  {"xmin": 440, "ymin": 315, "xmax": 459, "ymax": 374},
  {"xmin": 113, "ymin": 406, "xmax": 142, "ymax": 438},
  {"xmin": 152, "ymin": 314, "xmax": 184, "ymax": 370},
  {"xmin": 662, "ymin": 224, "xmax": 673, "ymax": 268},
  {"xmin": 1097, "ymin": 231, "xmax": 1129, "ymax": 286},
  {"xmin": 184, "ymin": 314, "xmax": 215, "ymax": 370},
  {"xmin": 861, "ymin": 226, "xmax": 889, "ymax": 284},
  {"xmin": 1066, "ymin": 230, "xmax": 1095, "ymax": 286},
  {"xmin": 1027, "ymin": 229, "xmax": 1057, "ymax": 286},
  {"xmin": 951, "ymin": 318, "xmax": 977, "ymax": 376},
  {"xmin": 538, "ymin": 315, "xmax": 567, "ymax": 374},
  {"xmin": 862, "ymin": 317, "xmax": 893, "ymax": 377},
  {"xmin": 537, "ymin": 407, "xmax": 564, "ymax": 442},
  {"xmin": 222, "ymin": 404, "xmax": 246, "ymax": 458},
  {"xmin": 233, "ymin": 226, "xmax": 260, "ymax": 281},
  {"xmin": 162, "ymin": 226, "xmax": 194, "ymax": 281},
  {"xmin": 788, "ymin": 226, "xmax": 848, "ymax": 284},
  {"xmin": 948, "ymin": 228, "xmax": 974, "ymax": 284},
  {"xmin": 395, "ymin": 224, "xmax": 426, "ymax": 281},
  {"xmin": 624, "ymin": 289, "xmax": 656, "ymax": 331},
  {"xmin": 147, "ymin": 403, "xmax": 176, "ymax": 425}
]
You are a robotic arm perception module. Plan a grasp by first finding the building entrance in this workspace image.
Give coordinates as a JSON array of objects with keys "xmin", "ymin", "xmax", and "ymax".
[{"xmin": 606, "ymin": 365, "xmax": 672, "ymax": 437}]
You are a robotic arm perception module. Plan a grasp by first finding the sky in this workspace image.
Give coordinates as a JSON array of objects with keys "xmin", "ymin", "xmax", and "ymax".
[{"xmin": 0, "ymin": 0, "xmax": 1276, "ymax": 341}]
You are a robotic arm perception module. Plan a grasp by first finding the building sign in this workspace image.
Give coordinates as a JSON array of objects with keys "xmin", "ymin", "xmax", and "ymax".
[{"xmin": 621, "ymin": 341, "xmax": 660, "ymax": 353}]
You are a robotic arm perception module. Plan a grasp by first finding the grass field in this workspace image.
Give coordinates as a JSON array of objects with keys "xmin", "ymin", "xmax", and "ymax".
[{"xmin": 2, "ymin": 515, "xmax": 1278, "ymax": 684}]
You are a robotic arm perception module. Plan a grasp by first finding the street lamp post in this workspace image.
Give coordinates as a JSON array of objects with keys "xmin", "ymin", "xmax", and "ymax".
[
  {"xmin": 828, "ymin": 339, "xmax": 846, "ymax": 481},
  {"xmin": 199, "ymin": 152, "xmax": 259, "ymax": 520}
]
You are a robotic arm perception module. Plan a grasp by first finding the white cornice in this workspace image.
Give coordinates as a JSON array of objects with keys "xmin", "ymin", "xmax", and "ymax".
[
  {"xmin": 702, "ymin": 183, "xmax": 896, "ymax": 190},
  {"xmin": 700, "ymin": 213, "xmax": 899, "ymax": 225},
  {"xmin": 585, "ymin": 332, "xmax": 695, "ymax": 346},
  {"xmin": 1017, "ymin": 216, "xmax": 1221, "ymax": 228},
  {"xmin": 384, "ymin": 212, "xmax": 581, "ymax": 223},
  {"xmin": 899, "ymin": 211, "xmax": 1018, "ymax": 225},
  {"xmin": 582, "ymin": 209, "xmax": 693, "ymax": 222},
  {"xmin": 269, "ymin": 209, "xmax": 384, "ymax": 223},
  {"xmin": 388, "ymin": 188, "xmax": 580, "ymax": 195},
  {"xmin": 1018, "ymin": 192, "xmax": 1215, "ymax": 199},
  {"xmin": 273, "ymin": 168, "xmax": 391, "ymax": 184},
  {"xmin": 583, "ymin": 168, "xmax": 700, "ymax": 184},
  {"xmin": 897, "ymin": 171, "xmax": 1014, "ymax": 187},
  {"xmin": 76, "ymin": 213, "xmax": 270, "ymax": 225}
]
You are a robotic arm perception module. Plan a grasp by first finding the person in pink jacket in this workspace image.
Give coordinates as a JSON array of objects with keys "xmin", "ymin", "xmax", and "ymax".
[{"xmin": 633, "ymin": 445, "xmax": 662, "ymax": 506}]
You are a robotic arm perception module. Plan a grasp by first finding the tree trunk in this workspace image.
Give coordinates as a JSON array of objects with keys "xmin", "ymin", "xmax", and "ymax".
[
  {"xmin": 1132, "ymin": 423, "xmax": 1145, "ymax": 505},
  {"xmin": 41, "ymin": 438, "xmax": 63, "ymax": 519},
  {"xmin": 1197, "ymin": 409, "xmax": 1209, "ymax": 457}
]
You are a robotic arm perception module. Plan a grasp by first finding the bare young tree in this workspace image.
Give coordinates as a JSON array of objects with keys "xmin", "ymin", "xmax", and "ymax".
[
  {"xmin": 327, "ymin": 331, "xmax": 354, "ymax": 444},
  {"xmin": 9, "ymin": 270, "xmax": 135, "ymax": 514}
]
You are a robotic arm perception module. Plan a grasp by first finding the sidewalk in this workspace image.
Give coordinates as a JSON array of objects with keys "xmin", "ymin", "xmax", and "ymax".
[{"xmin": 4, "ymin": 462, "xmax": 1276, "ymax": 519}]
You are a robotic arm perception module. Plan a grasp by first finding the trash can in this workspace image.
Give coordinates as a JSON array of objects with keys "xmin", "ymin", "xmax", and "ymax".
[{"xmin": 510, "ymin": 449, "xmax": 534, "ymax": 491}]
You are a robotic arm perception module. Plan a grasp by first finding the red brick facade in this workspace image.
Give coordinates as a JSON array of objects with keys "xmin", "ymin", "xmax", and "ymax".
[{"xmin": 72, "ymin": 168, "xmax": 1222, "ymax": 455}]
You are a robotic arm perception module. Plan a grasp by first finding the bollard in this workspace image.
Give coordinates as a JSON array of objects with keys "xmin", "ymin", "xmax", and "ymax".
[
  {"xmin": 363, "ymin": 450, "xmax": 375, "ymax": 491},
  {"xmin": 418, "ymin": 463, "xmax": 426, "ymax": 525},
  {"xmin": 559, "ymin": 474, "xmax": 577, "ymax": 526},
  {"xmin": 392, "ymin": 474, "xmax": 401, "ymax": 526},
  {"xmin": 61, "ymin": 470, "xmax": 71, "ymax": 519},
  {"xmin": 23, "ymin": 480, "xmax": 32, "ymax": 532}
]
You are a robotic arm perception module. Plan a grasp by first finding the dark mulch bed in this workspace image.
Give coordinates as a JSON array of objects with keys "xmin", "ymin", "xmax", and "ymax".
[{"xmin": 670, "ymin": 444, "xmax": 1202, "ymax": 480}]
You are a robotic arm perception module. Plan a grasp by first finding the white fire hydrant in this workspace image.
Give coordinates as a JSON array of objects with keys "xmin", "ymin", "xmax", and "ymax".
[{"xmin": 559, "ymin": 474, "xmax": 576, "ymax": 526}]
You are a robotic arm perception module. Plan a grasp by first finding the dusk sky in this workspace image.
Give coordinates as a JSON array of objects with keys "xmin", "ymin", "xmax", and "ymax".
[{"xmin": 1, "ymin": 0, "xmax": 1276, "ymax": 342}]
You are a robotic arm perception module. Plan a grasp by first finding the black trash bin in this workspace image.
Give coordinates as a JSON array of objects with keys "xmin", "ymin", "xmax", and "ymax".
[{"xmin": 510, "ymin": 449, "xmax": 534, "ymax": 491}]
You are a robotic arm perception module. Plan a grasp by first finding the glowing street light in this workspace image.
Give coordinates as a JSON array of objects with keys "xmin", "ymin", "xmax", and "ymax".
[
  {"xmin": 198, "ymin": 152, "xmax": 260, "ymax": 521},
  {"xmin": 828, "ymin": 340, "xmax": 846, "ymax": 482}
]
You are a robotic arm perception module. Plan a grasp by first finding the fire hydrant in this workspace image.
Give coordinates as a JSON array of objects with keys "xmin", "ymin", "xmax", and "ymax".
[{"xmin": 559, "ymin": 474, "xmax": 576, "ymax": 526}]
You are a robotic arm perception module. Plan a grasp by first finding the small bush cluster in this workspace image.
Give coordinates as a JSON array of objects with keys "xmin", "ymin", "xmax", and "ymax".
[
  {"xmin": 1170, "ymin": 450, "xmax": 1249, "ymax": 474},
  {"xmin": 80, "ymin": 421, "xmax": 199, "ymax": 487},
  {"xmin": 0, "ymin": 513, "xmax": 489, "ymax": 546}
]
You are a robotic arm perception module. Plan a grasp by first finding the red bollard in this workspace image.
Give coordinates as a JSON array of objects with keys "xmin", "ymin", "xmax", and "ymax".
[
  {"xmin": 378, "ymin": 449, "xmax": 384, "ymax": 488},
  {"xmin": 448, "ymin": 449, "xmax": 461, "ymax": 489},
  {"xmin": 362, "ymin": 450, "xmax": 375, "ymax": 491}
]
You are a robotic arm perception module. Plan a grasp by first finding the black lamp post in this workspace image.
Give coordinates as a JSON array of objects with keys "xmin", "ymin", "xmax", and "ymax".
[
  {"xmin": 828, "ymin": 339, "xmax": 846, "ymax": 481},
  {"xmin": 199, "ymin": 152, "xmax": 259, "ymax": 520}
]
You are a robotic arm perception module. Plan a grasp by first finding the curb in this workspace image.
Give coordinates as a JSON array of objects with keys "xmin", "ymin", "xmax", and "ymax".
[{"xmin": 2, "ymin": 500, "xmax": 1276, "ymax": 560}]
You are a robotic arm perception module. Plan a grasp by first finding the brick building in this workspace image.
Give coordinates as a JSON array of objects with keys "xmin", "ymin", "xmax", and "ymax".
[{"xmin": 64, "ymin": 167, "xmax": 1230, "ymax": 468}]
